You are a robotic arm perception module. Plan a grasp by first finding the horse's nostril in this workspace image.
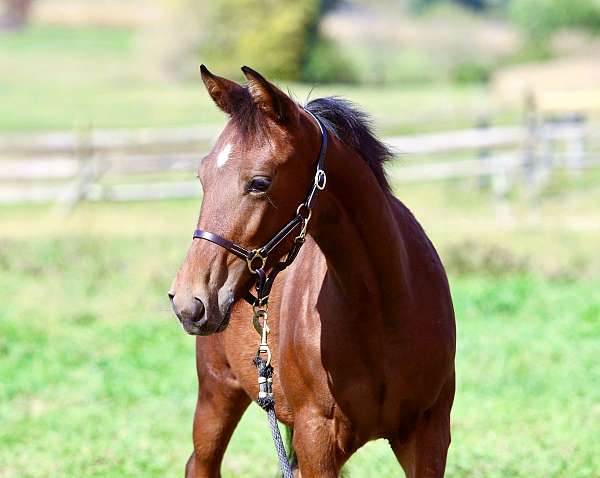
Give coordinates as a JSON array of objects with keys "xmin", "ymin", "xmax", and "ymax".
[
  {"xmin": 192, "ymin": 297, "xmax": 205, "ymax": 324},
  {"xmin": 168, "ymin": 292, "xmax": 175, "ymax": 301}
]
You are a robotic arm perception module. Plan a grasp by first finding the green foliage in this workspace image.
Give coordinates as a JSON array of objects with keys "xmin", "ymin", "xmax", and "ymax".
[
  {"xmin": 301, "ymin": 37, "xmax": 357, "ymax": 83},
  {"xmin": 409, "ymin": 0, "xmax": 440, "ymax": 13},
  {"xmin": 509, "ymin": 0, "xmax": 600, "ymax": 40},
  {"xmin": 502, "ymin": 40, "xmax": 554, "ymax": 64},
  {"xmin": 450, "ymin": 59, "xmax": 495, "ymax": 84},
  {"xmin": 169, "ymin": 0, "xmax": 320, "ymax": 80},
  {"xmin": 445, "ymin": 240, "xmax": 531, "ymax": 276},
  {"xmin": 335, "ymin": 43, "xmax": 444, "ymax": 85}
]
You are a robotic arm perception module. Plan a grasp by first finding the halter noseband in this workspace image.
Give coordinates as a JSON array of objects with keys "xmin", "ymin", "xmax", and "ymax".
[{"xmin": 192, "ymin": 110, "xmax": 328, "ymax": 307}]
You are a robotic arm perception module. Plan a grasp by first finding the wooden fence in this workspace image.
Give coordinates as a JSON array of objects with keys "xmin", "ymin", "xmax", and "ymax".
[{"xmin": 0, "ymin": 117, "xmax": 598, "ymax": 208}]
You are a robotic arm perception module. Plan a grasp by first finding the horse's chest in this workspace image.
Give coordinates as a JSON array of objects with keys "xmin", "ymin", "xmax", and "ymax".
[{"xmin": 276, "ymin": 313, "xmax": 390, "ymax": 436}]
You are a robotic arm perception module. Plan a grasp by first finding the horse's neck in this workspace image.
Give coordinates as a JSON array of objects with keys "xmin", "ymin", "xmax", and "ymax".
[{"xmin": 311, "ymin": 140, "xmax": 412, "ymax": 312}]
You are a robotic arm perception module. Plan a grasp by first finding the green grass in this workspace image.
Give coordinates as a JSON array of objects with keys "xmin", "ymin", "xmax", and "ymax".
[
  {"xmin": 0, "ymin": 25, "xmax": 516, "ymax": 133},
  {"xmin": 0, "ymin": 236, "xmax": 598, "ymax": 477},
  {"xmin": 0, "ymin": 197, "xmax": 599, "ymax": 477},
  {"xmin": 0, "ymin": 25, "xmax": 134, "ymax": 56}
]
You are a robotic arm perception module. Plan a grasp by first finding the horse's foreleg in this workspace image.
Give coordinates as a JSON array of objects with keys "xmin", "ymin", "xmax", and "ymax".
[
  {"xmin": 292, "ymin": 410, "xmax": 353, "ymax": 478},
  {"xmin": 391, "ymin": 373, "xmax": 455, "ymax": 478},
  {"xmin": 185, "ymin": 379, "xmax": 250, "ymax": 478}
]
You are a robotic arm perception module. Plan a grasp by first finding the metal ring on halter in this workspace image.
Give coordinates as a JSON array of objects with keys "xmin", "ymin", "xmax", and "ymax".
[
  {"xmin": 315, "ymin": 169, "xmax": 327, "ymax": 190},
  {"xmin": 247, "ymin": 249, "xmax": 267, "ymax": 274},
  {"xmin": 296, "ymin": 203, "xmax": 312, "ymax": 221}
]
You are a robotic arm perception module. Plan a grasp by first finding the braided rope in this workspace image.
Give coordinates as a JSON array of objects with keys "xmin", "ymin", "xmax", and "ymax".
[
  {"xmin": 254, "ymin": 356, "xmax": 294, "ymax": 478},
  {"xmin": 267, "ymin": 408, "xmax": 294, "ymax": 478}
]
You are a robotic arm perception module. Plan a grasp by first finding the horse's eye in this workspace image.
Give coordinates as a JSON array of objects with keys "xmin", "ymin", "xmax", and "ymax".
[{"xmin": 247, "ymin": 176, "xmax": 271, "ymax": 193}]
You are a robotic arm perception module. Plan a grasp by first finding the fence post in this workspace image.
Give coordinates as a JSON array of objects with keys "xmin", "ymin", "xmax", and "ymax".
[
  {"xmin": 538, "ymin": 116, "xmax": 554, "ymax": 187},
  {"xmin": 522, "ymin": 91, "xmax": 540, "ymax": 199},
  {"xmin": 56, "ymin": 126, "xmax": 97, "ymax": 210},
  {"xmin": 491, "ymin": 155, "xmax": 511, "ymax": 223},
  {"xmin": 566, "ymin": 113, "xmax": 586, "ymax": 176},
  {"xmin": 477, "ymin": 115, "xmax": 490, "ymax": 190}
]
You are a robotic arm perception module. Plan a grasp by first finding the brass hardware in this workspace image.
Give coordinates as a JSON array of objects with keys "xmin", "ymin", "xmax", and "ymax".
[
  {"xmin": 296, "ymin": 203, "xmax": 311, "ymax": 221},
  {"xmin": 295, "ymin": 204, "xmax": 312, "ymax": 242},
  {"xmin": 252, "ymin": 304, "xmax": 268, "ymax": 335},
  {"xmin": 257, "ymin": 343, "xmax": 272, "ymax": 367},
  {"xmin": 255, "ymin": 308, "xmax": 272, "ymax": 366},
  {"xmin": 247, "ymin": 249, "xmax": 267, "ymax": 274},
  {"xmin": 252, "ymin": 302, "xmax": 269, "ymax": 315}
]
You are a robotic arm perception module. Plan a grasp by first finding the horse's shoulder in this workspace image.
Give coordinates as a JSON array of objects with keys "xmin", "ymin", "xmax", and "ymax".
[{"xmin": 389, "ymin": 195, "xmax": 447, "ymax": 276}]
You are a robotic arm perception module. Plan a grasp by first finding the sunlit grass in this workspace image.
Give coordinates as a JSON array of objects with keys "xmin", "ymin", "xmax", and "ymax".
[
  {"xmin": 1, "ymin": 191, "xmax": 598, "ymax": 476},
  {"xmin": 1, "ymin": 231, "xmax": 598, "ymax": 477}
]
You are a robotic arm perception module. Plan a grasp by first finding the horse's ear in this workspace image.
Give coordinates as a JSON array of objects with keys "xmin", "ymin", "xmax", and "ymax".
[
  {"xmin": 241, "ymin": 66, "xmax": 298, "ymax": 123},
  {"xmin": 200, "ymin": 65, "xmax": 244, "ymax": 115}
]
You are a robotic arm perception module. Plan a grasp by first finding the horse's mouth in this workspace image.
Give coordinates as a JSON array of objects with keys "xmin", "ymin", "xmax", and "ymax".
[{"xmin": 214, "ymin": 304, "xmax": 232, "ymax": 333}]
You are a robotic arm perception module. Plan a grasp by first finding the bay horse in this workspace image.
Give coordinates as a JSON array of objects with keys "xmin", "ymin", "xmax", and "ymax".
[{"xmin": 169, "ymin": 65, "xmax": 456, "ymax": 478}]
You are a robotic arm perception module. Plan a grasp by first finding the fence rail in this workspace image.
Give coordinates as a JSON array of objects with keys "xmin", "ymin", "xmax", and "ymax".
[
  {"xmin": 1, "ymin": 118, "xmax": 598, "ymax": 206},
  {"xmin": 0, "ymin": 125, "xmax": 220, "ymax": 155}
]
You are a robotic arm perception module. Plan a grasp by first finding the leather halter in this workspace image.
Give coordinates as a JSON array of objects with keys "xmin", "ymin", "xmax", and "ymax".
[{"xmin": 193, "ymin": 110, "xmax": 328, "ymax": 306}]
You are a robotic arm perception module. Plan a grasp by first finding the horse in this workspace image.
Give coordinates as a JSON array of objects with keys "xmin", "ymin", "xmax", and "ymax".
[{"xmin": 169, "ymin": 65, "xmax": 456, "ymax": 478}]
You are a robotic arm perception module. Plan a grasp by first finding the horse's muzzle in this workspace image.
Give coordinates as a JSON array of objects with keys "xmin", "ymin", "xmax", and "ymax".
[
  {"xmin": 168, "ymin": 293, "xmax": 206, "ymax": 334},
  {"xmin": 168, "ymin": 292, "xmax": 233, "ymax": 336}
]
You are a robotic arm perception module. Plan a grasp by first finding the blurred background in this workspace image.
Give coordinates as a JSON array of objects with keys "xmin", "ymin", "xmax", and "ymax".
[{"xmin": 0, "ymin": 0, "xmax": 598, "ymax": 477}]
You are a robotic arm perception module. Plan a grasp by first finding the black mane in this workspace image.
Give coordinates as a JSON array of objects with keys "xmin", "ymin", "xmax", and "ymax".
[{"xmin": 305, "ymin": 96, "xmax": 393, "ymax": 193}]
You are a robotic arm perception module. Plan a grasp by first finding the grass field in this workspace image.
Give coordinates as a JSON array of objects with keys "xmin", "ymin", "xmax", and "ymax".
[{"xmin": 1, "ymin": 190, "xmax": 599, "ymax": 478}]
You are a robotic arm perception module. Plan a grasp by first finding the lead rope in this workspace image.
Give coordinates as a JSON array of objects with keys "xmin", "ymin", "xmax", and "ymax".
[{"xmin": 253, "ymin": 304, "xmax": 295, "ymax": 478}]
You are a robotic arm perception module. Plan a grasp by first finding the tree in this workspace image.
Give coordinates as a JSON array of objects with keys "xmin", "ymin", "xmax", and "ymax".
[
  {"xmin": 166, "ymin": 0, "xmax": 321, "ymax": 81},
  {"xmin": 509, "ymin": 0, "xmax": 600, "ymax": 40}
]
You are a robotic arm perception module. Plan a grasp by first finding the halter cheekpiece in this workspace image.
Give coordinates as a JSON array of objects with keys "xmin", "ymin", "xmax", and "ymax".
[{"xmin": 191, "ymin": 109, "xmax": 327, "ymax": 478}]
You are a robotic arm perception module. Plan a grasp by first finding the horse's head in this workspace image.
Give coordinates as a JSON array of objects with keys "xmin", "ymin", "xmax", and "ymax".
[{"xmin": 169, "ymin": 66, "xmax": 323, "ymax": 335}]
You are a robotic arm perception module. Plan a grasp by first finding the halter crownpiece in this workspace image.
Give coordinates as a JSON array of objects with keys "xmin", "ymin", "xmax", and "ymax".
[{"xmin": 192, "ymin": 109, "xmax": 328, "ymax": 307}]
